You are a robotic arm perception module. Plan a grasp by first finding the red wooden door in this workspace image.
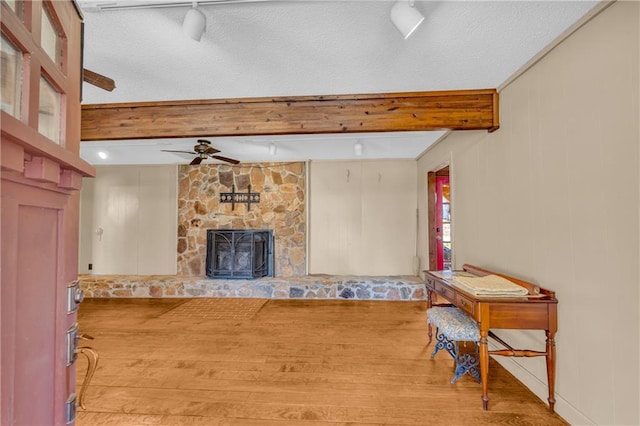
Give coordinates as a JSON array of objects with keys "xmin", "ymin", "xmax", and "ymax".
[
  {"xmin": 1, "ymin": 2, "xmax": 93, "ymax": 424},
  {"xmin": 435, "ymin": 176, "xmax": 452, "ymax": 270}
]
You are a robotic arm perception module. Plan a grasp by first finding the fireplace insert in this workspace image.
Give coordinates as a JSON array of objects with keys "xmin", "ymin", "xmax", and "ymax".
[{"xmin": 206, "ymin": 229, "xmax": 273, "ymax": 279}]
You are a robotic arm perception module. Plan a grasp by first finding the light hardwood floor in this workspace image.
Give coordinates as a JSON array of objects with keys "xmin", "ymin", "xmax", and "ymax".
[{"xmin": 76, "ymin": 298, "xmax": 567, "ymax": 425}]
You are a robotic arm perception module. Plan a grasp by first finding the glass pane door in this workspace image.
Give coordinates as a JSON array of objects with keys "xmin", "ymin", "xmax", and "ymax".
[
  {"xmin": 39, "ymin": 76, "xmax": 61, "ymax": 144},
  {"xmin": 1, "ymin": 35, "xmax": 23, "ymax": 118},
  {"xmin": 435, "ymin": 175, "xmax": 451, "ymax": 270}
]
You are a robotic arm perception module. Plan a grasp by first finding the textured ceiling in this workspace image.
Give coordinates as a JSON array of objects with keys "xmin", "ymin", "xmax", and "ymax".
[{"xmin": 78, "ymin": 0, "xmax": 599, "ymax": 165}]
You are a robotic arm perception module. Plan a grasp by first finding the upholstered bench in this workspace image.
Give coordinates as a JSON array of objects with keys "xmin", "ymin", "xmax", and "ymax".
[{"xmin": 426, "ymin": 306, "xmax": 481, "ymax": 384}]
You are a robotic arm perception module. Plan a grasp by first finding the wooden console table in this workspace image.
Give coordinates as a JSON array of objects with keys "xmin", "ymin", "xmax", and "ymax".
[{"xmin": 424, "ymin": 264, "xmax": 558, "ymax": 411}]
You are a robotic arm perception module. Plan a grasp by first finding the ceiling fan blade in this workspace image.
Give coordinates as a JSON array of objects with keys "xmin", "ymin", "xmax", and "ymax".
[
  {"xmin": 161, "ymin": 150, "xmax": 197, "ymax": 155},
  {"xmin": 211, "ymin": 155, "xmax": 240, "ymax": 165},
  {"xmin": 204, "ymin": 146, "xmax": 221, "ymax": 155},
  {"xmin": 83, "ymin": 68, "xmax": 116, "ymax": 92},
  {"xmin": 190, "ymin": 157, "xmax": 204, "ymax": 165}
]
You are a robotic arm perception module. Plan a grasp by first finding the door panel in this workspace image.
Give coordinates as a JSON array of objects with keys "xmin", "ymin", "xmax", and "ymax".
[{"xmin": 14, "ymin": 206, "xmax": 59, "ymax": 425}]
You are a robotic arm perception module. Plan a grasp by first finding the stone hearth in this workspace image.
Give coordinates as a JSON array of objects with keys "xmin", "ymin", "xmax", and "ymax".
[{"xmin": 78, "ymin": 275, "xmax": 426, "ymax": 301}]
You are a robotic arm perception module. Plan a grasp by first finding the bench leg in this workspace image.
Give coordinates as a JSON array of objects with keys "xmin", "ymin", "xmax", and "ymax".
[
  {"xmin": 451, "ymin": 341, "xmax": 481, "ymax": 384},
  {"xmin": 431, "ymin": 328, "xmax": 457, "ymax": 360}
]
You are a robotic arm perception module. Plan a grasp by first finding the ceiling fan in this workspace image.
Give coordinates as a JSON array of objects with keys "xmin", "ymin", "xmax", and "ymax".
[{"xmin": 162, "ymin": 139, "xmax": 240, "ymax": 165}]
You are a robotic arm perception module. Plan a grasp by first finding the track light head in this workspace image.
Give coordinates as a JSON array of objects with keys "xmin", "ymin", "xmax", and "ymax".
[
  {"xmin": 183, "ymin": 3, "xmax": 206, "ymax": 41},
  {"xmin": 390, "ymin": 0, "xmax": 425, "ymax": 39}
]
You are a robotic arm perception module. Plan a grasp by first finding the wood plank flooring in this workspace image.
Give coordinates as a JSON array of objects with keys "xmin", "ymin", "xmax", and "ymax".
[{"xmin": 75, "ymin": 298, "xmax": 567, "ymax": 425}]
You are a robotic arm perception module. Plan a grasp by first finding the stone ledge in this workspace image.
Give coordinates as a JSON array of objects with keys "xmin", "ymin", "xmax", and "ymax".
[{"xmin": 78, "ymin": 274, "xmax": 426, "ymax": 301}]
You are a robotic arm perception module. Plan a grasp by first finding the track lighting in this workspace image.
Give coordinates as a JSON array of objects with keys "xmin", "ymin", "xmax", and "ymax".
[
  {"xmin": 354, "ymin": 141, "xmax": 363, "ymax": 157},
  {"xmin": 390, "ymin": 0, "xmax": 425, "ymax": 39},
  {"xmin": 183, "ymin": 2, "xmax": 206, "ymax": 41}
]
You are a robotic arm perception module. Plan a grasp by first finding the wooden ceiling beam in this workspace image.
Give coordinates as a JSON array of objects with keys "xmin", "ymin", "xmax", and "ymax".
[{"xmin": 81, "ymin": 89, "xmax": 499, "ymax": 141}]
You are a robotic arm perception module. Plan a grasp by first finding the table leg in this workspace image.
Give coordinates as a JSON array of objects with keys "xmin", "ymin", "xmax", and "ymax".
[
  {"xmin": 426, "ymin": 289, "xmax": 433, "ymax": 346},
  {"xmin": 546, "ymin": 330, "xmax": 556, "ymax": 412},
  {"xmin": 480, "ymin": 331, "xmax": 489, "ymax": 410}
]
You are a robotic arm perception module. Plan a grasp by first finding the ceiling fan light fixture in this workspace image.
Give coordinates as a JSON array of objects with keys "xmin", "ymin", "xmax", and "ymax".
[
  {"xmin": 390, "ymin": 0, "xmax": 425, "ymax": 39},
  {"xmin": 183, "ymin": 2, "xmax": 206, "ymax": 41},
  {"xmin": 161, "ymin": 139, "xmax": 239, "ymax": 165}
]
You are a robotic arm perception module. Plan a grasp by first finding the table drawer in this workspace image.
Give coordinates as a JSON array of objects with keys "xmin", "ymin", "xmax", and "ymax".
[
  {"xmin": 456, "ymin": 293, "xmax": 475, "ymax": 316},
  {"xmin": 435, "ymin": 281, "xmax": 456, "ymax": 301}
]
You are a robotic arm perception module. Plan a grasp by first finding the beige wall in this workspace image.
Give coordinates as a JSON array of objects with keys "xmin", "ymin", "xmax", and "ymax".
[
  {"xmin": 309, "ymin": 160, "xmax": 417, "ymax": 275},
  {"xmin": 78, "ymin": 176, "xmax": 95, "ymax": 274},
  {"xmin": 83, "ymin": 160, "xmax": 418, "ymax": 278},
  {"xmin": 79, "ymin": 165, "xmax": 178, "ymax": 275},
  {"xmin": 417, "ymin": 2, "xmax": 639, "ymax": 424}
]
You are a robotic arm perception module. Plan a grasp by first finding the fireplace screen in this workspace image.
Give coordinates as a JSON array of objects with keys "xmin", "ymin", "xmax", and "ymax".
[{"xmin": 206, "ymin": 230, "xmax": 273, "ymax": 279}]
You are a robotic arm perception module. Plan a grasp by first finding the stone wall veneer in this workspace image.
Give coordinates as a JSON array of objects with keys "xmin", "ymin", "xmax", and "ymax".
[
  {"xmin": 177, "ymin": 162, "xmax": 306, "ymax": 277},
  {"xmin": 78, "ymin": 275, "xmax": 426, "ymax": 300}
]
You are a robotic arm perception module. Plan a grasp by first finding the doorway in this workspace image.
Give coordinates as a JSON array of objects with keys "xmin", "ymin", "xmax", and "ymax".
[{"xmin": 427, "ymin": 166, "xmax": 452, "ymax": 271}]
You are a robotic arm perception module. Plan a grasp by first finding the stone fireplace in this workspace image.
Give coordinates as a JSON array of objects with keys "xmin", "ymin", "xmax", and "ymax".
[
  {"xmin": 177, "ymin": 162, "xmax": 305, "ymax": 277},
  {"xmin": 79, "ymin": 161, "xmax": 428, "ymax": 301}
]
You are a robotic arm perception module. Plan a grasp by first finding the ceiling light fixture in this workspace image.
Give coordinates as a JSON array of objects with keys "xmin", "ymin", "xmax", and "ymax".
[
  {"xmin": 183, "ymin": 2, "xmax": 206, "ymax": 41},
  {"xmin": 390, "ymin": 0, "xmax": 425, "ymax": 39},
  {"xmin": 268, "ymin": 142, "xmax": 277, "ymax": 156},
  {"xmin": 354, "ymin": 141, "xmax": 363, "ymax": 157},
  {"xmin": 97, "ymin": 151, "xmax": 108, "ymax": 160}
]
